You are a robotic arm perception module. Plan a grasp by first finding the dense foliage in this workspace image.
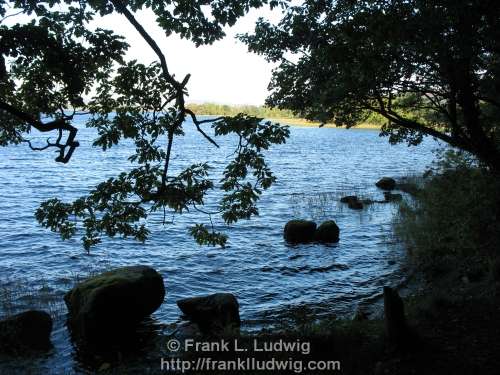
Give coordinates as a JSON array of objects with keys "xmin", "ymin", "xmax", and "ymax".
[
  {"xmin": 242, "ymin": 0, "xmax": 500, "ymax": 172},
  {"xmin": 0, "ymin": 0, "xmax": 290, "ymax": 250},
  {"xmin": 395, "ymin": 150, "xmax": 500, "ymax": 271}
]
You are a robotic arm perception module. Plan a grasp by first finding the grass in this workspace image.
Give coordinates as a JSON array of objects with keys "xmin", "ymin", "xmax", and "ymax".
[
  {"xmin": 0, "ymin": 261, "xmax": 112, "ymax": 322},
  {"xmin": 381, "ymin": 149, "xmax": 500, "ymax": 373},
  {"xmin": 0, "ymin": 280, "xmax": 64, "ymax": 321}
]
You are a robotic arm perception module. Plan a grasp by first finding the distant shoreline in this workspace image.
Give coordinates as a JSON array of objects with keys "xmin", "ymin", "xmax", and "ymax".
[
  {"xmin": 195, "ymin": 114, "xmax": 381, "ymax": 130},
  {"xmin": 267, "ymin": 118, "xmax": 381, "ymax": 130}
]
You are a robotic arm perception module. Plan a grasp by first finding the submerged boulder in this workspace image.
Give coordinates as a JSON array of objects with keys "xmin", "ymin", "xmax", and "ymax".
[
  {"xmin": 376, "ymin": 177, "xmax": 396, "ymax": 191},
  {"xmin": 64, "ymin": 265, "xmax": 165, "ymax": 342},
  {"xmin": 340, "ymin": 195, "xmax": 364, "ymax": 209},
  {"xmin": 0, "ymin": 310, "xmax": 52, "ymax": 354},
  {"xmin": 314, "ymin": 220, "xmax": 340, "ymax": 243},
  {"xmin": 177, "ymin": 293, "xmax": 240, "ymax": 335},
  {"xmin": 340, "ymin": 195, "xmax": 359, "ymax": 204},
  {"xmin": 348, "ymin": 199, "xmax": 364, "ymax": 210},
  {"xmin": 284, "ymin": 220, "xmax": 317, "ymax": 243}
]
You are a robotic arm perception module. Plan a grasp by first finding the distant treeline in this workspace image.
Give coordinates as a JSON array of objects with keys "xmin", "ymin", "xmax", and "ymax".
[
  {"xmin": 186, "ymin": 102, "xmax": 389, "ymax": 128},
  {"xmin": 186, "ymin": 103, "xmax": 298, "ymax": 119}
]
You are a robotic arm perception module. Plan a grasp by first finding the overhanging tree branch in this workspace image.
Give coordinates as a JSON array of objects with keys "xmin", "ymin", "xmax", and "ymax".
[
  {"xmin": 110, "ymin": 0, "xmax": 182, "ymax": 92},
  {"xmin": 366, "ymin": 96, "xmax": 473, "ymax": 152},
  {"xmin": 0, "ymin": 99, "xmax": 79, "ymax": 163}
]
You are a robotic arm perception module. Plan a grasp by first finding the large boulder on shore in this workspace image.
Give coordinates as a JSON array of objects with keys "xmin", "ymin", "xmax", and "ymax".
[
  {"xmin": 0, "ymin": 310, "xmax": 52, "ymax": 354},
  {"xmin": 177, "ymin": 293, "xmax": 240, "ymax": 335},
  {"xmin": 314, "ymin": 220, "xmax": 340, "ymax": 243},
  {"xmin": 284, "ymin": 220, "xmax": 317, "ymax": 243},
  {"xmin": 64, "ymin": 265, "xmax": 165, "ymax": 342},
  {"xmin": 376, "ymin": 177, "xmax": 396, "ymax": 191}
]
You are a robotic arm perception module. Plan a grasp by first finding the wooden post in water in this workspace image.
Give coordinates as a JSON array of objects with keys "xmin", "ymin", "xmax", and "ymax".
[{"xmin": 383, "ymin": 286, "xmax": 409, "ymax": 346}]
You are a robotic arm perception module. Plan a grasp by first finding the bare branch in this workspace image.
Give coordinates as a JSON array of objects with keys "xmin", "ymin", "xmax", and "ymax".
[
  {"xmin": 0, "ymin": 10, "xmax": 24, "ymax": 24},
  {"xmin": 0, "ymin": 100, "xmax": 79, "ymax": 162},
  {"xmin": 185, "ymin": 109, "xmax": 220, "ymax": 148},
  {"xmin": 110, "ymin": 0, "xmax": 182, "ymax": 92}
]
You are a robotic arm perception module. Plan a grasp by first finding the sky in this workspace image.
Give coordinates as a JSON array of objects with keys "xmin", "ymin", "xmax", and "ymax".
[{"xmin": 92, "ymin": 7, "xmax": 283, "ymax": 106}]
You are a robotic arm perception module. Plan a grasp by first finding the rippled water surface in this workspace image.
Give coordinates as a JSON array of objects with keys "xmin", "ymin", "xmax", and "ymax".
[{"xmin": 0, "ymin": 117, "xmax": 439, "ymax": 373}]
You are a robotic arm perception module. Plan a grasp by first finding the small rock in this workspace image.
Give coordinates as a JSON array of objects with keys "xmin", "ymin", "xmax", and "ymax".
[
  {"xmin": 314, "ymin": 220, "xmax": 340, "ymax": 243},
  {"xmin": 284, "ymin": 220, "xmax": 317, "ymax": 243},
  {"xmin": 177, "ymin": 293, "xmax": 240, "ymax": 335},
  {"xmin": 376, "ymin": 177, "xmax": 396, "ymax": 190},
  {"xmin": 0, "ymin": 310, "xmax": 53, "ymax": 354}
]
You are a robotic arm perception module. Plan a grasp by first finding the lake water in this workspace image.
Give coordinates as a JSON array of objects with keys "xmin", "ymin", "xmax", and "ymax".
[{"xmin": 0, "ymin": 117, "xmax": 439, "ymax": 373}]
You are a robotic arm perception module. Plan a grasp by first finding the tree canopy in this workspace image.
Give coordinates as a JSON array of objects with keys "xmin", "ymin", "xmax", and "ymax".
[
  {"xmin": 0, "ymin": 0, "xmax": 289, "ymax": 250},
  {"xmin": 242, "ymin": 0, "xmax": 500, "ymax": 172}
]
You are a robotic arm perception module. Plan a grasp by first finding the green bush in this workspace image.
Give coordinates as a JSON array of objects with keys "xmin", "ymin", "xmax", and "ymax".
[{"xmin": 394, "ymin": 149, "xmax": 500, "ymax": 270}]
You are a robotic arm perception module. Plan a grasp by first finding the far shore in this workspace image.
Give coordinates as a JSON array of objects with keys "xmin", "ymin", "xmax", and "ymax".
[
  {"xmin": 268, "ymin": 118, "xmax": 381, "ymax": 129},
  {"xmin": 195, "ymin": 114, "xmax": 381, "ymax": 129}
]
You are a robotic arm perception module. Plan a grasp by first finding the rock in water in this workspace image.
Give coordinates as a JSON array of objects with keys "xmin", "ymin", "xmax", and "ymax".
[
  {"xmin": 64, "ymin": 265, "xmax": 165, "ymax": 342},
  {"xmin": 177, "ymin": 293, "xmax": 240, "ymax": 334},
  {"xmin": 348, "ymin": 199, "xmax": 364, "ymax": 210},
  {"xmin": 314, "ymin": 220, "xmax": 340, "ymax": 243},
  {"xmin": 283, "ymin": 220, "xmax": 317, "ymax": 243},
  {"xmin": 340, "ymin": 195, "xmax": 359, "ymax": 204},
  {"xmin": 376, "ymin": 177, "xmax": 396, "ymax": 190},
  {"xmin": 0, "ymin": 310, "xmax": 52, "ymax": 354},
  {"xmin": 340, "ymin": 195, "xmax": 364, "ymax": 209}
]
